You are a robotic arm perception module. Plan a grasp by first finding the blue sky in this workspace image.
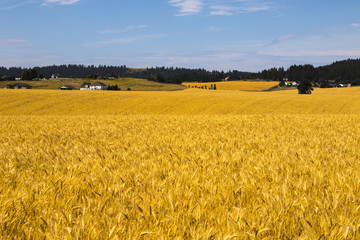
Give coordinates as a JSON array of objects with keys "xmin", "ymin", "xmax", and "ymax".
[{"xmin": 1, "ymin": 0, "xmax": 360, "ymax": 71}]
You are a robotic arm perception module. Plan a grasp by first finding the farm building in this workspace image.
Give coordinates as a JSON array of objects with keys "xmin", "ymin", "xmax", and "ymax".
[
  {"xmin": 59, "ymin": 85, "xmax": 77, "ymax": 90},
  {"xmin": 80, "ymin": 81, "xmax": 107, "ymax": 90},
  {"xmin": 80, "ymin": 82, "xmax": 107, "ymax": 90},
  {"xmin": 284, "ymin": 81, "xmax": 298, "ymax": 86},
  {"xmin": 90, "ymin": 81, "xmax": 107, "ymax": 90},
  {"xmin": 80, "ymin": 83, "xmax": 91, "ymax": 90},
  {"xmin": 5, "ymin": 82, "xmax": 32, "ymax": 89}
]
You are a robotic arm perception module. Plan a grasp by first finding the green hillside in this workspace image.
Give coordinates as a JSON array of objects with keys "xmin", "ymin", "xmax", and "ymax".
[{"xmin": 0, "ymin": 78, "xmax": 186, "ymax": 91}]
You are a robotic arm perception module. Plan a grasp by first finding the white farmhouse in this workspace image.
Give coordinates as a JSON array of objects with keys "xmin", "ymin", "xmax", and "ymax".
[
  {"xmin": 80, "ymin": 82, "xmax": 107, "ymax": 90},
  {"xmin": 90, "ymin": 81, "xmax": 107, "ymax": 90},
  {"xmin": 80, "ymin": 83, "xmax": 91, "ymax": 90}
]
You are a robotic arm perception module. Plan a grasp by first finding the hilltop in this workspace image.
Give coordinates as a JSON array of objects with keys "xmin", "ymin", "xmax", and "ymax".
[{"xmin": 0, "ymin": 78, "xmax": 186, "ymax": 91}]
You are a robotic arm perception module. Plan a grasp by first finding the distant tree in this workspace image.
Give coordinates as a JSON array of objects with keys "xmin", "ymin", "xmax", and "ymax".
[
  {"xmin": 31, "ymin": 68, "xmax": 38, "ymax": 79},
  {"xmin": 297, "ymin": 79, "xmax": 313, "ymax": 94},
  {"xmin": 20, "ymin": 68, "xmax": 38, "ymax": 80},
  {"xmin": 319, "ymin": 80, "xmax": 329, "ymax": 88},
  {"xmin": 85, "ymin": 74, "xmax": 97, "ymax": 79},
  {"xmin": 21, "ymin": 69, "xmax": 31, "ymax": 80},
  {"xmin": 107, "ymin": 84, "xmax": 120, "ymax": 91},
  {"xmin": 148, "ymin": 73, "xmax": 165, "ymax": 83}
]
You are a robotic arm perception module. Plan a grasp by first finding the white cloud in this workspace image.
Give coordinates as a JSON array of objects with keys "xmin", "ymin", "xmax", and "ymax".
[
  {"xmin": 169, "ymin": 0, "xmax": 273, "ymax": 16},
  {"xmin": 267, "ymin": 50, "xmax": 360, "ymax": 58},
  {"xmin": 99, "ymin": 25, "xmax": 147, "ymax": 34},
  {"xmin": 0, "ymin": 39, "xmax": 27, "ymax": 44},
  {"xmin": 209, "ymin": 5, "xmax": 236, "ymax": 16},
  {"xmin": 0, "ymin": 54, "xmax": 65, "ymax": 68},
  {"xmin": 207, "ymin": 26, "xmax": 221, "ymax": 31},
  {"xmin": 264, "ymin": 34, "xmax": 297, "ymax": 47},
  {"xmin": 0, "ymin": 0, "xmax": 79, "ymax": 10},
  {"xmin": 98, "ymin": 29, "xmax": 121, "ymax": 34},
  {"xmin": 0, "ymin": 0, "xmax": 34, "ymax": 11},
  {"xmin": 42, "ymin": 0, "xmax": 80, "ymax": 6},
  {"xmin": 260, "ymin": 29, "xmax": 360, "ymax": 61},
  {"xmin": 168, "ymin": 0, "xmax": 203, "ymax": 16},
  {"xmin": 0, "ymin": 38, "xmax": 31, "ymax": 48},
  {"xmin": 351, "ymin": 23, "xmax": 360, "ymax": 28}
]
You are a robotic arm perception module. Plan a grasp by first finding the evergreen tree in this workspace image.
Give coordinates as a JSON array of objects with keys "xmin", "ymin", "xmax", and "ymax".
[
  {"xmin": 279, "ymin": 79, "xmax": 285, "ymax": 86},
  {"xmin": 297, "ymin": 79, "xmax": 313, "ymax": 94},
  {"xmin": 31, "ymin": 68, "xmax": 38, "ymax": 79},
  {"xmin": 21, "ymin": 69, "xmax": 31, "ymax": 80}
]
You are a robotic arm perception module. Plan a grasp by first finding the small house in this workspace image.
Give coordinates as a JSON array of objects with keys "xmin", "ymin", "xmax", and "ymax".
[
  {"xmin": 5, "ymin": 82, "xmax": 32, "ymax": 89},
  {"xmin": 51, "ymin": 74, "xmax": 60, "ymax": 79},
  {"xmin": 80, "ymin": 83, "xmax": 91, "ymax": 90},
  {"xmin": 284, "ymin": 81, "xmax": 298, "ymax": 86},
  {"xmin": 328, "ymin": 80, "xmax": 338, "ymax": 88},
  {"xmin": 90, "ymin": 81, "xmax": 107, "ymax": 90},
  {"xmin": 59, "ymin": 85, "xmax": 77, "ymax": 90}
]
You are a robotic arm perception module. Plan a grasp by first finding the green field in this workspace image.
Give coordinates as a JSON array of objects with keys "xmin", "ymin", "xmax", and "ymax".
[{"xmin": 0, "ymin": 78, "xmax": 186, "ymax": 91}]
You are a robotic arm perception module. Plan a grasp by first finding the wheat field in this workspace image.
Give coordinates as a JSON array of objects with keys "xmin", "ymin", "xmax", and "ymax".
[
  {"xmin": 1, "ymin": 88, "xmax": 360, "ymax": 239},
  {"xmin": 182, "ymin": 81, "xmax": 280, "ymax": 91}
]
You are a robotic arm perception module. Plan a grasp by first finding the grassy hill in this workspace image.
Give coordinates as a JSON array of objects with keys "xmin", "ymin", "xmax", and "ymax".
[{"xmin": 0, "ymin": 77, "xmax": 186, "ymax": 91}]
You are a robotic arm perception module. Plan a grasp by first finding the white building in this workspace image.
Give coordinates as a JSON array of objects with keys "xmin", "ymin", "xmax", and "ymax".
[
  {"xmin": 80, "ymin": 83, "xmax": 91, "ymax": 90},
  {"xmin": 90, "ymin": 81, "xmax": 107, "ymax": 90},
  {"xmin": 80, "ymin": 81, "xmax": 107, "ymax": 90}
]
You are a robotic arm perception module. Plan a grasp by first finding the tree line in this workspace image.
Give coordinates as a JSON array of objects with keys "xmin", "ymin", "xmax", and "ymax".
[
  {"xmin": 0, "ymin": 64, "xmax": 254, "ymax": 83},
  {"xmin": 258, "ymin": 58, "xmax": 360, "ymax": 85},
  {"xmin": 1, "ymin": 58, "xmax": 360, "ymax": 85}
]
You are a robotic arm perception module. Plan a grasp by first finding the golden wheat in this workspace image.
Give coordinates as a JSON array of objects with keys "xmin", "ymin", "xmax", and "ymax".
[
  {"xmin": 183, "ymin": 81, "xmax": 280, "ymax": 91},
  {"xmin": 1, "ymin": 88, "xmax": 360, "ymax": 239}
]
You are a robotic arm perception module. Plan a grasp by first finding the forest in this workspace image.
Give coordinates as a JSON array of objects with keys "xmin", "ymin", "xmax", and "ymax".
[
  {"xmin": 0, "ymin": 65, "xmax": 253, "ymax": 83},
  {"xmin": 1, "ymin": 58, "xmax": 360, "ymax": 85},
  {"xmin": 258, "ymin": 58, "xmax": 360, "ymax": 85}
]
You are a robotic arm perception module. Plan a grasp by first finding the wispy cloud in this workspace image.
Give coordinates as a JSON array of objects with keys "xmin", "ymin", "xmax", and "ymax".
[
  {"xmin": 209, "ymin": 5, "xmax": 236, "ymax": 16},
  {"xmin": 351, "ymin": 23, "xmax": 360, "ymax": 28},
  {"xmin": 169, "ymin": 0, "xmax": 274, "ymax": 16},
  {"xmin": 264, "ymin": 34, "xmax": 297, "ymax": 47},
  {"xmin": 0, "ymin": 38, "xmax": 29, "ymax": 47},
  {"xmin": 168, "ymin": 0, "xmax": 203, "ymax": 16},
  {"xmin": 0, "ymin": 0, "xmax": 80, "ymax": 10},
  {"xmin": 260, "ymin": 28, "xmax": 360, "ymax": 63},
  {"xmin": 41, "ymin": 0, "xmax": 80, "ymax": 6},
  {"xmin": 0, "ymin": 0, "xmax": 35, "ymax": 11},
  {"xmin": 0, "ymin": 39, "xmax": 27, "ymax": 44},
  {"xmin": 266, "ymin": 49, "xmax": 360, "ymax": 58},
  {"xmin": 209, "ymin": 1, "xmax": 273, "ymax": 16},
  {"xmin": 99, "ymin": 25, "xmax": 147, "ymax": 34}
]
